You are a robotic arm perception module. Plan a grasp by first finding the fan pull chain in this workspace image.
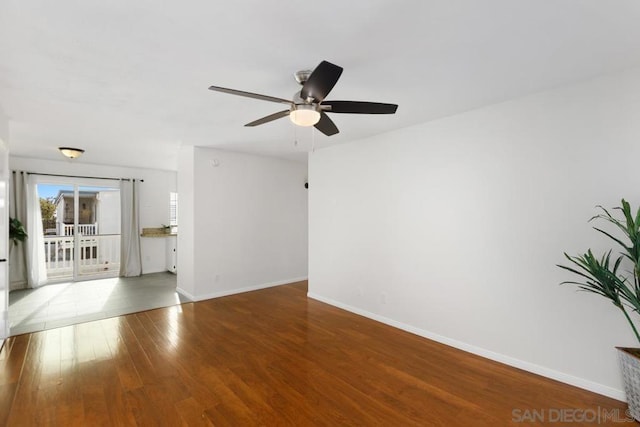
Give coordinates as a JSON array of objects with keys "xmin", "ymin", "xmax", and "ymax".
[
  {"xmin": 293, "ymin": 124, "xmax": 298, "ymax": 148},
  {"xmin": 311, "ymin": 126, "xmax": 316, "ymax": 153}
]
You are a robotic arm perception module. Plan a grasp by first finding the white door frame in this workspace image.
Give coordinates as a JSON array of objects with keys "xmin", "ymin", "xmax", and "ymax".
[
  {"xmin": 32, "ymin": 176, "xmax": 119, "ymax": 283},
  {"xmin": 0, "ymin": 139, "xmax": 9, "ymax": 340}
]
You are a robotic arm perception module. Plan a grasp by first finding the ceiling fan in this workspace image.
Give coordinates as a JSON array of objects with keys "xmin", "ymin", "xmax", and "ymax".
[{"xmin": 208, "ymin": 60, "xmax": 398, "ymax": 136}]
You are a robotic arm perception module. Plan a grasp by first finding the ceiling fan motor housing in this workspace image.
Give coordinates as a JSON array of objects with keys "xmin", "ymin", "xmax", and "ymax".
[{"xmin": 294, "ymin": 69, "xmax": 313, "ymax": 85}]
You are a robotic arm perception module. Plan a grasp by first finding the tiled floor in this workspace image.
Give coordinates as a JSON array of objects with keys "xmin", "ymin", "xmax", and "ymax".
[{"xmin": 8, "ymin": 272, "xmax": 189, "ymax": 335}]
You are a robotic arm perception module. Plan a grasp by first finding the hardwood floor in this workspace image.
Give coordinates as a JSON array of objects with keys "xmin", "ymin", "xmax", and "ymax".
[{"xmin": 0, "ymin": 281, "xmax": 630, "ymax": 426}]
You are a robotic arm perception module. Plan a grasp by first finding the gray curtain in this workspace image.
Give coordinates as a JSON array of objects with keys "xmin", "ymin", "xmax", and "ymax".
[
  {"xmin": 9, "ymin": 171, "xmax": 47, "ymax": 289},
  {"xmin": 24, "ymin": 174, "xmax": 47, "ymax": 287},
  {"xmin": 9, "ymin": 171, "xmax": 27, "ymax": 290},
  {"xmin": 120, "ymin": 179, "xmax": 142, "ymax": 277}
]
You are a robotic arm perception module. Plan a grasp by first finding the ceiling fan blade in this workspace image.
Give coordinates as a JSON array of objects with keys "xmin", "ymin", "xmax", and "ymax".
[
  {"xmin": 245, "ymin": 110, "xmax": 290, "ymax": 127},
  {"xmin": 322, "ymin": 101, "xmax": 398, "ymax": 114},
  {"xmin": 300, "ymin": 61, "xmax": 343, "ymax": 103},
  {"xmin": 314, "ymin": 112, "xmax": 339, "ymax": 136},
  {"xmin": 208, "ymin": 85, "xmax": 293, "ymax": 106}
]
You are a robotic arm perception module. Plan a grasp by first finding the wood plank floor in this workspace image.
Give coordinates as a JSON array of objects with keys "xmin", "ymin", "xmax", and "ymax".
[{"xmin": 0, "ymin": 281, "xmax": 630, "ymax": 426}]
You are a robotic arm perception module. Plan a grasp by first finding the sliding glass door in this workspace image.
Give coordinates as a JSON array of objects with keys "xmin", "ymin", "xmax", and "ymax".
[{"xmin": 38, "ymin": 180, "xmax": 121, "ymax": 282}]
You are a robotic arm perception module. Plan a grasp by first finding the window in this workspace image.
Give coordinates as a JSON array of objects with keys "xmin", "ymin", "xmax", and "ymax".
[{"xmin": 169, "ymin": 192, "xmax": 178, "ymax": 229}]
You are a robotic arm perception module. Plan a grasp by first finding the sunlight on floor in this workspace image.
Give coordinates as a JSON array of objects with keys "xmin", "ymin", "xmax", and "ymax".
[
  {"xmin": 8, "ymin": 272, "xmax": 186, "ymax": 335},
  {"xmin": 165, "ymin": 305, "xmax": 183, "ymax": 353}
]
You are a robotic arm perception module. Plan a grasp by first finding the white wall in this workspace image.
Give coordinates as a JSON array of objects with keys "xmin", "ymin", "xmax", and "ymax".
[
  {"xmin": 9, "ymin": 156, "xmax": 176, "ymax": 274},
  {"xmin": 309, "ymin": 66, "xmax": 640, "ymax": 400},
  {"xmin": 177, "ymin": 147, "xmax": 308, "ymax": 300},
  {"xmin": 177, "ymin": 145, "xmax": 195, "ymax": 296}
]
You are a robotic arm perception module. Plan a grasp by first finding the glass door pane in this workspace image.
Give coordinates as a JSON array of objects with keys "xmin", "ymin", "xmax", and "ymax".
[
  {"xmin": 76, "ymin": 185, "xmax": 120, "ymax": 279},
  {"xmin": 38, "ymin": 184, "xmax": 74, "ymax": 281}
]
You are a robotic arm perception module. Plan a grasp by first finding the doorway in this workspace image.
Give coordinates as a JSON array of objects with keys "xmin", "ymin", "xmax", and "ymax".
[
  {"xmin": 38, "ymin": 181, "xmax": 121, "ymax": 283},
  {"xmin": 0, "ymin": 141, "xmax": 8, "ymax": 341}
]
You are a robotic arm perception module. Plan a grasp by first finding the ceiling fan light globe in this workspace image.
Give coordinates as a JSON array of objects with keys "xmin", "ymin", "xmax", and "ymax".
[{"xmin": 290, "ymin": 106, "xmax": 320, "ymax": 127}]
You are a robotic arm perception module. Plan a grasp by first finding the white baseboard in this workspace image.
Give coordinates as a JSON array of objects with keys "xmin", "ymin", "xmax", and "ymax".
[
  {"xmin": 307, "ymin": 291, "xmax": 625, "ymax": 402},
  {"xmin": 176, "ymin": 287, "xmax": 196, "ymax": 301},
  {"xmin": 180, "ymin": 276, "xmax": 308, "ymax": 302}
]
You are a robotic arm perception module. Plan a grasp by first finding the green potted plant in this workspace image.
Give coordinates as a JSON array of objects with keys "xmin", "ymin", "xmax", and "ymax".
[
  {"xmin": 9, "ymin": 217, "xmax": 27, "ymax": 245},
  {"xmin": 558, "ymin": 199, "xmax": 640, "ymax": 420}
]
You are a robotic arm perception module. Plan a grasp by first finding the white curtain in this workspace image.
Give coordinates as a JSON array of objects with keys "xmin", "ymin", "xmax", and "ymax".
[
  {"xmin": 9, "ymin": 171, "xmax": 27, "ymax": 290},
  {"xmin": 25, "ymin": 174, "xmax": 47, "ymax": 287},
  {"xmin": 120, "ymin": 179, "xmax": 142, "ymax": 277}
]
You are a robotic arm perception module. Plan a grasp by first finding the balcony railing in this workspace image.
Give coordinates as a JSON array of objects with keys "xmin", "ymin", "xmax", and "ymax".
[
  {"xmin": 57, "ymin": 223, "xmax": 98, "ymax": 236},
  {"xmin": 44, "ymin": 234, "xmax": 120, "ymax": 280}
]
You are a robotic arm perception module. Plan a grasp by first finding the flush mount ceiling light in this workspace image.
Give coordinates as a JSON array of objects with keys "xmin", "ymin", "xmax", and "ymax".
[
  {"xmin": 58, "ymin": 147, "xmax": 85, "ymax": 159},
  {"xmin": 289, "ymin": 104, "xmax": 320, "ymax": 127}
]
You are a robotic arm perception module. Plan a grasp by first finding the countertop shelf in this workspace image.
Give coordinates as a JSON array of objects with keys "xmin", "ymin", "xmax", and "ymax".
[{"xmin": 140, "ymin": 227, "xmax": 177, "ymax": 238}]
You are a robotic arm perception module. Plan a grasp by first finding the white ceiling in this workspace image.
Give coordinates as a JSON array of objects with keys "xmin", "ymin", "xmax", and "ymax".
[{"xmin": 2, "ymin": 1, "xmax": 640, "ymax": 171}]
